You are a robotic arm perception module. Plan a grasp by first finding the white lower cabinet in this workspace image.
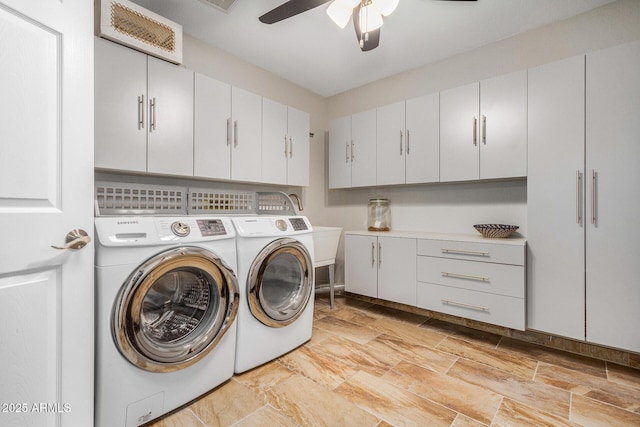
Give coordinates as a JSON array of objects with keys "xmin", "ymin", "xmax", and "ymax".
[
  {"xmin": 345, "ymin": 234, "xmax": 416, "ymax": 305},
  {"xmin": 345, "ymin": 232, "xmax": 526, "ymax": 330},
  {"xmin": 416, "ymin": 239, "xmax": 526, "ymax": 330}
]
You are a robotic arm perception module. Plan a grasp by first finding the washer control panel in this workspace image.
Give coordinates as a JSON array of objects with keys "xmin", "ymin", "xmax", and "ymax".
[
  {"xmin": 196, "ymin": 219, "xmax": 227, "ymax": 236},
  {"xmin": 289, "ymin": 217, "xmax": 309, "ymax": 231}
]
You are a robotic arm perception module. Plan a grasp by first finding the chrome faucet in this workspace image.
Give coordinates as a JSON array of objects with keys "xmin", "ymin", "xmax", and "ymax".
[{"xmin": 288, "ymin": 193, "xmax": 303, "ymax": 212}]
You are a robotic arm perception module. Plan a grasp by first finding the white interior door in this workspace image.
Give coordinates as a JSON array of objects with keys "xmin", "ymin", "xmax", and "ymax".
[{"xmin": 0, "ymin": 1, "xmax": 94, "ymax": 426}]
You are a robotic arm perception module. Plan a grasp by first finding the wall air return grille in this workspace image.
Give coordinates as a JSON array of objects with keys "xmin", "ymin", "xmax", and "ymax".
[{"xmin": 97, "ymin": 0, "xmax": 183, "ymax": 64}]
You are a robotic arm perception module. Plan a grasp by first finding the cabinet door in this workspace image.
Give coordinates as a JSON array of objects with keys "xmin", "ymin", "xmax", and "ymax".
[
  {"xmin": 377, "ymin": 237, "xmax": 417, "ymax": 306},
  {"xmin": 194, "ymin": 73, "xmax": 231, "ymax": 180},
  {"xmin": 345, "ymin": 235, "xmax": 378, "ymax": 298},
  {"xmin": 94, "ymin": 38, "xmax": 147, "ymax": 172},
  {"xmin": 231, "ymin": 87, "xmax": 262, "ymax": 182},
  {"xmin": 527, "ymin": 55, "xmax": 585, "ymax": 340},
  {"xmin": 328, "ymin": 116, "xmax": 351, "ymax": 189},
  {"xmin": 406, "ymin": 93, "xmax": 439, "ymax": 184},
  {"xmin": 287, "ymin": 106, "xmax": 310, "ymax": 187},
  {"xmin": 376, "ymin": 101, "xmax": 406, "ymax": 186},
  {"xmin": 480, "ymin": 70, "xmax": 527, "ymax": 179},
  {"xmin": 586, "ymin": 41, "xmax": 640, "ymax": 352},
  {"xmin": 261, "ymin": 98, "xmax": 288, "ymax": 185},
  {"xmin": 351, "ymin": 109, "xmax": 377, "ymax": 187},
  {"xmin": 440, "ymin": 82, "xmax": 479, "ymax": 182},
  {"xmin": 147, "ymin": 56, "xmax": 194, "ymax": 176}
]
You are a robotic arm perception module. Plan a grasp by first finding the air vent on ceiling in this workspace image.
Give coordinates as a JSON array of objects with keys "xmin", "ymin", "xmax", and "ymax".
[{"xmin": 197, "ymin": 0, "xmax": 239, "ymax": 13}]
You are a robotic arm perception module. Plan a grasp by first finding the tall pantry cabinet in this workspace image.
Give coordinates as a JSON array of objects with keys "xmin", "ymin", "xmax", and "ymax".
[{"xmin": 528, "ymin": 41, "xmax": 640, "ymax": 352}]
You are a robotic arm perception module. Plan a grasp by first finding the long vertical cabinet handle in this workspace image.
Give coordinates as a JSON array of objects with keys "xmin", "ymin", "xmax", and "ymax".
[
  {"xmin": 576, "ymin": 171, "xmax": 582, "ymax": 224},
  {"xmin": 149, "ymin": 97, "xmax": 156, "ymax": 131},
  {"xmin": 289, "ymin": 136, "xmax": 293, "ymax": 158},
  {"xmin": 378, "ymin": 242, "xmax": 382, "ymax": 268},
  {"xmin": 138, "ymin": 95, "xmax": 145, "ymax": 129},
  {"xmin": 371, "ymin": 242, "xmax": 375, "ymax": 267},
  {"xmin": 473, "ymin": 117, "xmax": 477, "ymax": 146},
  {"xmin": 399, "ymin": 130, "xmax": 403, "ymax": 155},
  {"xmin": 406, "ymin": 129, "xmax": 410, "ymax": 155},
  {"xmin": 345, "ymin": 140, "xmax": 349, "ymax": 163},
  {"xmin": 284, "ymin": 135, "xmax": 288, "ymax": 157},
  {"xmin": 226, "ymin": 118, "xmax": 232, "ymax": 146},
  {"xmin": 482, "ymin": 115, "xmax": 487, "ymax": 144},
  {"xmin": 351, "ymin": 140, "xmax": 355, "ymax": 162},
  {"xmin": 591, "ymin": 169, "xmax": 597, "ymax": 225},
  {"xmin": 234, "ymin": 120, "xmax": 238, "ymax": 147}
]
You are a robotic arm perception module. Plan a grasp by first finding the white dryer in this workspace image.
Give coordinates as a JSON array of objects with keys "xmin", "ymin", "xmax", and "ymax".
[
  {"xmin": 231, "ymin": 216, "xmax": 315, "ymax": 373},
  {"xmin": 94, "ymin": 216, "xmax": 239, "ymax": 427}
]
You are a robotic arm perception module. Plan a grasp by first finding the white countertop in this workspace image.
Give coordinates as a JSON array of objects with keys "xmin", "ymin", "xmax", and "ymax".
[{"xmin": 345, "ymin": 229, "xmax": 527, "ymax": 246}]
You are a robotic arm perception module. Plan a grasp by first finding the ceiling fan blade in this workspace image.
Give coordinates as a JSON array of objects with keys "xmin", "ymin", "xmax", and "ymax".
[
  {"xmin": 259, "ymin": 0, "xmax": 332, "ymax": 24},
  {"xmin": 352, "ymin": 7, "xmax": 381, "ymax": 51}
]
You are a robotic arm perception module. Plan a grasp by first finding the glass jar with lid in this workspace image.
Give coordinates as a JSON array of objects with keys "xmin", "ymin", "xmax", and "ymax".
[{"xmin": 367, "ymin": 198, "xmax": 390, "ymax": 231}]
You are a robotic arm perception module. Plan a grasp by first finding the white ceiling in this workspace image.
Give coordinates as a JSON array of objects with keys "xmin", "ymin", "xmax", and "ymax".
[{"xmin": 130, "ymin": 0, "xmax": 614, "ymax": 97}]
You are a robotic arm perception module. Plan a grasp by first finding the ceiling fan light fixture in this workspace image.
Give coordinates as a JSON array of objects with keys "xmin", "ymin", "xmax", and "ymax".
[
  {"xmin": 358, "ymin": 2, "xmax": 383, "ymax": 33},
  {"xmin": 371, "ymin": 0, "xmax": 399, "ymax": 16},
  {"xmin": 326, "ymin": 1, "xmax": 353, "ymax": 29}
]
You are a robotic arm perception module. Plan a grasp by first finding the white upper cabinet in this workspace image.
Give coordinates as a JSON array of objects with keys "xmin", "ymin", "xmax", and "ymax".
[
  {"xmin": 95, "ymin": 38, "xmax": 193, "ymax": 176},
  {"xmin": 95, "ymin": 37, "xmax": 147, "ymax": 172},
  {"xmin": 286, "ymin": 106, "xmax": 311, "ymax": 187},
  {"xmin": 440, "ymin": 81, "xmax": 480, "ymax": 182},
  {"xmin": 479, "ymin": 70, "xmax": 527, "ymax": 179},
  {"xmin": 585, "ymin": 40, "xmax": 640, "ymax": 352},
  {"xmin": 231, "ymin": 86, "xmax": 262, "ymax": 183},
  {"xmin": 406, "ymin": 93, "xmax": 440, "ymax": 184},
  {"xmin": 527, "ymin": 55, "xmax": 586, "ymax": 341},
  {"xmin": 329, "ymin": 108, "xmax": 376, "ymax": 188},
  {"xmin": 262, "ymin": 98, "xmax": 288, "ymax": 185},
  {"xmin": 328, "ymin": 115, "xmax": 352, "ymax": 189},
  {"xmin": 440, "ymin": 70, "xmax": 527, "ymax": 182},
  {"xmin": 262, "ymin": 99, "xmax": 310, "ymax": 186},
  {"xmin": 376, "ymin": 95, "xmax": 440, "ymax": 186},
  {"xmin": 146, "ymin": 56, "xmax": 194, "ymax": 176},
  {"xmin": 351, "ymin": 109, "xmax": 377, "ymax": 187},
  {"xmin": 194, "ymin": 73, "xmax": 232, "ymax": 180},
  {"xmin": 376, "ymin": 101, "xmax": 406, "ymax": 186}
]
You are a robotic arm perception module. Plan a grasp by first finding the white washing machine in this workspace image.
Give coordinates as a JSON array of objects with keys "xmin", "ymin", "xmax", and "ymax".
[
  {"xmin": 231, "ymin": 216, "xmax": 315, "ymax": 373},
  {"xmin": 94, "ymin": 216, "xmax": 239, "ymax": 427}
]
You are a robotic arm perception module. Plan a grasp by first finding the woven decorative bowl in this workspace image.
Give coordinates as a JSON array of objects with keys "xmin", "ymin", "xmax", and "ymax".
[{"xmin": 473, "ymin": 224, "xmax": 519, "ymax": 239}]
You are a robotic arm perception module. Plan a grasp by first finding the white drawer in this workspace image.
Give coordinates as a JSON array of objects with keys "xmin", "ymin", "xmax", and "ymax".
[
  {"xmin": 417, "ymin": 256, "xmax": 525, "ymax": 298},
  {"xmin": 417, "ymin": 282, "xmax": 525, "ymax": 330},
  {"xmin": 417, "ymin": 239, "xmax": 525, "ymax": 266}
]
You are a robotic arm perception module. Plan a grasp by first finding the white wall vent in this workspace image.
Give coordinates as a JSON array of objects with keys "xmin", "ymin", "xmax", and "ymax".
[
  {"xmin": 197, "ymin": 0, "xmax": 239, "ymax": 13},
  {"xmin": 96, "ymin": 0, "xmax": 183, "ymax": 64}
]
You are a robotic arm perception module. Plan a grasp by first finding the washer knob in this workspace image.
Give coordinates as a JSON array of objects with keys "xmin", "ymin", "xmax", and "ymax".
[
  {"xmin": 275, "ymin": 219, "xmax": 288, "ymax": 231},
  {"xmin": 171, "ymin": 221, "xmax": 190, "ymax": 237}
]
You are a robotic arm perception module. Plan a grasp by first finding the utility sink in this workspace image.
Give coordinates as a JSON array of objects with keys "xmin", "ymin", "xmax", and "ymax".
[
  {"xmin": 312, "ymin": 226, "xmax": 342, "ymax": 267},
  {"xmin": 312, "ymin": 226, "xmax": 342, "ymax": 309}
]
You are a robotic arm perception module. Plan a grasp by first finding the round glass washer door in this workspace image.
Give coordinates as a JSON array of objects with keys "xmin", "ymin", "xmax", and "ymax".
[
  {"xmin": 112, "ymin": 246, "xmax": 239, "ymax": 373},
  {"xmin": 247, "ymin": 238, "xmax": 313, "ymax": 328}
]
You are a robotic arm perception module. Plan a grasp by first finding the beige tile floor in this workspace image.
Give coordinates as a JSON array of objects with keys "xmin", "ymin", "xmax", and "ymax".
[{"xmin": 147, "ymin": 296, "xmax": 640, "ymax": 427}]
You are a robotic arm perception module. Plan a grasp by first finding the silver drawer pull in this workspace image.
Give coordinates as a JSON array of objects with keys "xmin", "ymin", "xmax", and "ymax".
[
  {"xmin": 441, "ymin": 248, "xmax": 489, "ymax": 257},
  {"xmin": 442, "ymin": 299, "xmax": 489, "ymax": 312},
  {"xmin": 442, "ymin": 272, "xmax": 489, "ymax": 282}
]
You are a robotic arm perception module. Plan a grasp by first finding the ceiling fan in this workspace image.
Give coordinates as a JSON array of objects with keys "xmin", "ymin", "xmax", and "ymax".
[{"xmin": 259, "ymin": 0, "xmax": 478, "ymax": 52}]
